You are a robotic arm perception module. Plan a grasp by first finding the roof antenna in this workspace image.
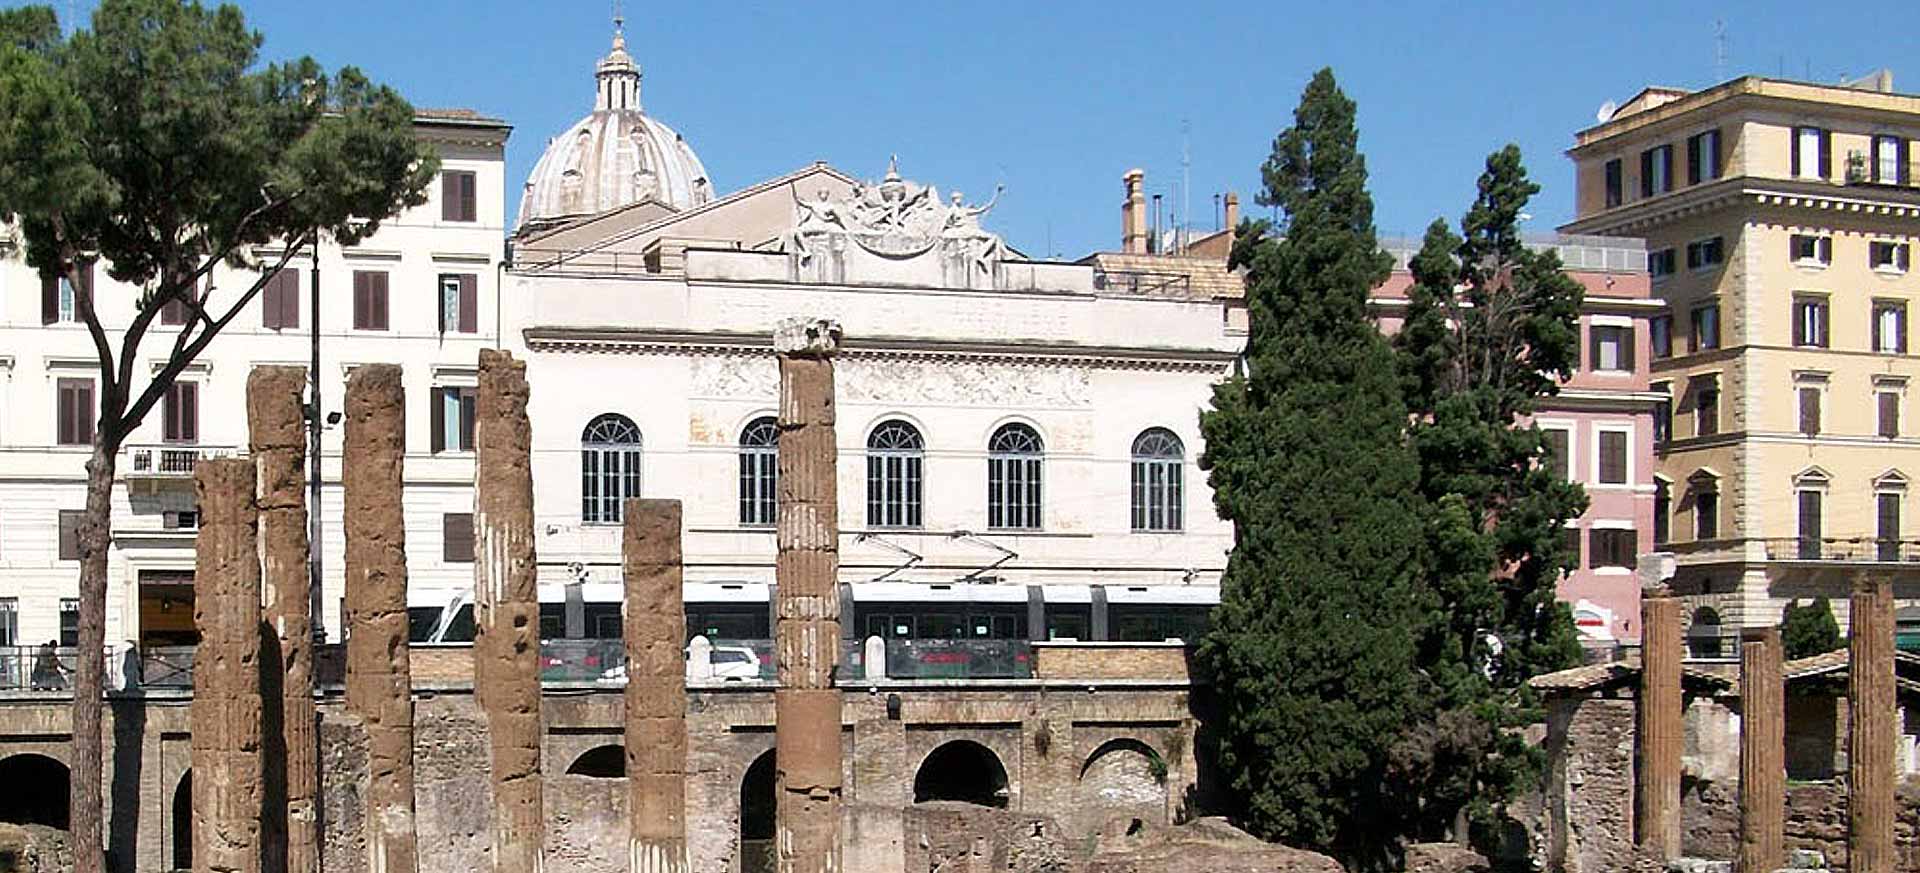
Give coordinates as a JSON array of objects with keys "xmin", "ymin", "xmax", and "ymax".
[{"xmin": 1180, "ymin": 118, "xmax": 1192, "ymax": 254}]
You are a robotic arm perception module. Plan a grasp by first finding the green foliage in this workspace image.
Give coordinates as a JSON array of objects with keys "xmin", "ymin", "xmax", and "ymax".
[
  {"xmin": 1387, "ymin": 145, "xmax": 1589, "ymax": 845},
  {"xmin": 0, "ymin": 0, "xmax": 435, "ymax": 439},
  {"xmin": 1197, "ymin": 68, "xmax": 1432, "ymax": 872},
  {"xmin": 1780, "ymin": 597, "xmax": 1842, "ymax": 659}
]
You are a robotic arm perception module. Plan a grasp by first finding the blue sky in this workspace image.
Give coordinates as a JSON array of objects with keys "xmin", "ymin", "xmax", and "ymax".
[{"xmin": 43, "ymin": 0, "xmax": 1920, "ymax": 257}]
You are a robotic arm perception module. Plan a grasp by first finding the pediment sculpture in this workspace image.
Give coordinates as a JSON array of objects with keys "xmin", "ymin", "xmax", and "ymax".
[{"xmin": 788, "ymin": 157, "xmax": 1007, "ymax": 289}]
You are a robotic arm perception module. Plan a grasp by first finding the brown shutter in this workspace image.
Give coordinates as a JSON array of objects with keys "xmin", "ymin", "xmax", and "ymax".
[
  {"xmin": 1687, "ymin": 134, "xmax": 1702, "ymax": 185},
  {"xmin": 459, "ymin": 388, "xmax": 477, "ymax": 451},
  {"xmin": 429, "ymin": 387, "xmax": 446, "ymax": 453},
  {"xmin": 436, "ymin": 276, "xmax": 449, "ymax": 334},
  {"xmin": 372, "ymin": 272, "xmax": 389, "ymax": 330},
  {"xmin": 1818, "ymin": 129, "xmax": 1832, "ymax": 178},
  {"xmin": 181, "ymin": 382, "xmax": 198, "ymax": 443},
  {"xmin": 1878, "ymin": 493, "xmax": 1900, "ymax": 543},
  {"xmin": 78, "ymin": 381, "xmax": 93, "ymax": 444},
  {"xmin": 443, "ymin": 513, "xmax": 475, "ymax": 563},
  {"xmin": 1619, "ymin": 327, "xmax": 1635, "ymax": 371},
  {"xmin": 352, "ymin": 271, "xmax": 369, "ymax": 330},
  {"xmin": 1880, "ymin": 392, "xmax": 1900, "ymax": 438},
  {"xmin": 163, "ymin": 383, "xmax": 178, "ymax": 441},
  {"xmin": 58, "ymin": 510, "xmax": 82, "ymax": 561},
  {"xmin": 1799, "ymin": 388, "xmax": 1821, "ymax": 436},
  {"xmin": 441, "ymin": 171, "xmax": 459, "ymax": 221},
  {"xmin": 56, "ymin": 380, "xmax": 74, "ymax": 445},
  {"xmin": 1900, "ymin": 139, "xmax": 1911, "ymax": 186},
  {"xmin": 283, "ymin": 271, "xmax": 301, "ymax": 330},
  {"xmin": 1599, "ymin": 431, "xmax": 1625, "ymax": 484},
  {"xmin": 1791, "ymin": 129, "xmax": 1803, "ymax": 177},
  {"xmin": 459, "ymin": 274, "xmax": 478, "ymax": 333},
  {"xmin": 462, "ymin": 172, "xmax": 477, "ymax": 222},
  {"xmin": 41, "ymin": 274, "xmax": 58, "ymax": 324}
]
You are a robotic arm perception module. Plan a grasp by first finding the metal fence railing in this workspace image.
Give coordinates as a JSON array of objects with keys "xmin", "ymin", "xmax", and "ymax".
[
  {"xmin": 1762, "ymin": 536, "xmax": 1920, "ymax": 563},
  {"xmin": 0, "ymin": 645, "xmax": 80, "ymax": 691}
]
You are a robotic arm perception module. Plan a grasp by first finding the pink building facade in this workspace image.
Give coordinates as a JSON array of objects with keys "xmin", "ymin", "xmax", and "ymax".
[{"xmin": 1373, "ymin": 235, "xmax": 1662, "ymax": 646}]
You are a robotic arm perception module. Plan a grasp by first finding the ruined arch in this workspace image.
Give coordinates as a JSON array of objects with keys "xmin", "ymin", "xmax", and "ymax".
[
  {"xmin": 0, "ymin": 753, "xmax": 71, "ymax": 829},
  {"xmin": 565, "ymin": 744, "xmax": 626, "ymax": 778},
  {"xmin": 172, "ymin": 770, "xmax": 192, "ymax": 870},
  {"xmin": 739, "ymin": 750, "xmax": 776, "ymax": 873},
  {"xmin": 913, "ymin": 740, "xmax": 1009, "ymax": 808},
  {"xmin": 1074, "ymin": 739, "xmax": 1166, "ymax": 834}
]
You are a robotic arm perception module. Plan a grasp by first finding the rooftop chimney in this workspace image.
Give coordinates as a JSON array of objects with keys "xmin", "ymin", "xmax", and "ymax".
[
  {"xmin": 1122, "ymin": 169, "xmax": 1147, "ymax": 254},
  {"xmin": 1224, "ymin": 192, "xmax": 1240, "ymax": 233}
]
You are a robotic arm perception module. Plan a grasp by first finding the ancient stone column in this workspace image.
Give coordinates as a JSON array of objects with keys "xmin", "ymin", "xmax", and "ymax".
[
  {"xmin": 1847, "ymin": 573, "xmax": 1895, "ymax": 873},
  {"xmin": 773, "ymin": 318, "xmax": 844, "ymax": 873},
  {"xmin": 342, "ymin": 364, "xmax": 419, "ymax": 873},
  {"xmin": 248, "ymin": 365, "xmax": 319, "ymax": 873},
  {"xmin": 472, "ymin": 349, "xmax": 545, "ymax": 873},
  {"xmin": 190, "ymin": 457, "xmax": 265, "ymax": 873},
  {"xmin": 624, "ymin": 498, "xmax": 688, "ymax": 873},
  {"xmin": 1636, "ymin": 588, "xmax": 1682, "ymax": 860},
  {"xmin": 1737, "ymin": 627, "xmax": 1783, "ymax": 873}
]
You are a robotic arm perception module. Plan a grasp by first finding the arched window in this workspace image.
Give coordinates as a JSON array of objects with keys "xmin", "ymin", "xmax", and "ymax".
[
  {"xmin": 987, "ymin": 424, "xmax": 1043, "ymax": 530},
  {"xmin": 739, "ymin": 417, "xmax": 779, "ymax": 527},
  {"xmin": 867, "ymin": 420, "xmax": 924, "ymax": 528},
  {"xmin": 582, "ymin": 414, "xmax": 642, "ymax": 524},
  {"xmin": 1131, "ymin": 428, "xmax": 1184, "ymax": 532}
]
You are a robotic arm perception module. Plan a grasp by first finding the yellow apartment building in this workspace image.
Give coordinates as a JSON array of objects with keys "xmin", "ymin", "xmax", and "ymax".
[{"xmin": 1562, "ymin": 75, "xmax": 1920, "ymax": 651}]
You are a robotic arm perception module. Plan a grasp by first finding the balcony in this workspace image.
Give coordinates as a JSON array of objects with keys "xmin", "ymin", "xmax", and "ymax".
[
  {"xmin": 124, "ymin": 443, "xmax": 237, "ymax": 480},
  {"xmin": 1762, "ymin": 536, "xmax": 1920, "ymax": 564}
]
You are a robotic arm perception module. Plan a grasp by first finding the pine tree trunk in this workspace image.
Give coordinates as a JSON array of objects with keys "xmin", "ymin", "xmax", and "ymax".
[{"xmin": 69, "ymin": 439, "xmax": 116, "ymax": 873}]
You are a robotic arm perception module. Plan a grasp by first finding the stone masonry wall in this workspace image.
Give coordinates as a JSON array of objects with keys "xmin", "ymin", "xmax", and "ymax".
[{"xmin": 1680, "ymin": 779, "xmax": 1920, "ymax": 873}]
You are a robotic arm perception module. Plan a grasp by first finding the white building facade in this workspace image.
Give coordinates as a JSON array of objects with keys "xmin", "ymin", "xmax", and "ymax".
[{"xmin": 0, "ymin": 111, "xmax": 511, "ymax": 654}]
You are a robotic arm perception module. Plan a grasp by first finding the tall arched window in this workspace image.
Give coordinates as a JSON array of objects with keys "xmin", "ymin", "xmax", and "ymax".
[
  {"xmin": 582, "ymin": 413, "xmax": 642, "ymax": 524},
  {"xmin": 987, "ymin": 424, "xmax": 1043, "ymax": 530},
  {"xmin": 739, "ymin": 417, "xmax": 779, "ymax": 526},
  {"xmin": 1131, "ymin": 428, "xmax": 1184, "ymax": 532},
  {"xmin": 867, "ymin": 420, "xmax": 924, "ymax": 528}
]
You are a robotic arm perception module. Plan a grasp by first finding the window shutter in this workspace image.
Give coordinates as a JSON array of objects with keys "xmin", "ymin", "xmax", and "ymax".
[
  {"xmin": 41, "ymin": 275, "xmax": 57, "ymax": 324},
  {"xmin": 437, "ymin": 278, "xmax": 448, "ymax": 334},
  {"xmin": 1799, "ymin": 490, "xmax": 1822, "ymax": 539},
  {"xmin": 1880, "ymin": 392, "xmax": 1900, "ymax": 438},
  {"xmin": 462, "ymin": 172, "xmax": 477, "ymax": 222},
  {"xmin": 1713, "ymin": 128, "xmax": 1725, "ymax": 178},
  {"xmin": 443, "ymin": 513, "xmax": 475, "ymax": 563},
  {"xmin": 181, "ymin": 382, "xmax": 198, "ymax": 443},
  {"xmin": 58, "ymin": 511, "xmax": 81, "ymax": 561},
  {"xmin": 1878, "ymin": 494, "xmax": 1900, "ymax": 542},
  {"xmin": 352, "ymin": 272, "xmax": 369, "ymax": 330},
  {"xmin": 1900, "ymin": 309, "xmax": 1910, "ymax": 353},
  {"xmin": 459, "ymin": 274, "xmax": 477, "ymax": 333},
  {"xmin": 1687, "ymin": 135, "xmax": 1702, "ymax": 185},
  {"xmin": 1640, "ymin": 150, "xmax": 1654, "ymax": 197},
  {"xmin": 1791, "ymin": 129, "xmax": 1803, "ymax": 177},
  {"xmin": 459, "ymin": 389, "xmax": 477, "ymax": 451},
  {"xmin": 429, "ymin": 387, "xmax": 446, "ymax": 453},
  {"xmin": 1792, "ymin": 304, "xmax": 1806, "ymax": 346},
  {"xmin": 1599, "ymin": 432, "xmax": 1625, "ymax": 484},
  {"xmin": 372, "ymin": 273, "xmax": 389, "ymax": 330},
  {"xmin": 441, "ymin": 171, "xmax": 459, "ymax": 222},
  {"xmin": 283, "ymin": 272, "xmax": 301, "ymax": 330},
  {"xmin": 78, "ymin": 382, "xmax": 93, "ymax": 444},
  {"xmin": 1818, "ymin": 129, "xmax": 1832, "ymax": 179},
  {"xmin": 1620, "ymin": 328, "xmax": 1636, "ymax": 371},
  {"xmin": 1799, "ymin": 388, "xmax": 1821, "ymax": 435},
  {"xmin": 1900, "ymin": 139, "xmax": 1911, "ymax": 186},
  {"xmin": 56, "ymin": 382, "xmax": 73, "ymax": 445},
  {"xmin": 1819, "ymin": 237, "xmax": 1831, "ymax": 262},
  {"xmin": 262, "ymin": 278, "xmax": 279, "ymax": 329},
  {"xmin": 163, "ymin": 384, "xmax": 178, "ymax": 441},
  {"xmin": 1873, "ymin": 135, "xmax": 1884, "ymax": 181}
]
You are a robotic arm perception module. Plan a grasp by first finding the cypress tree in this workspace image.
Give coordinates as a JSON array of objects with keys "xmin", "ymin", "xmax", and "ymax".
[
  {"xmin": 1388, "ymin": 145, "xmax": 1588, "ymax": 844},
  {"xmin": 1780, "ymin": 596, "xmax": 1842, "ymax": 659},
  {"xmin": 1197, "ymin": 68, "xmax": 1431, "ymax": 870}
]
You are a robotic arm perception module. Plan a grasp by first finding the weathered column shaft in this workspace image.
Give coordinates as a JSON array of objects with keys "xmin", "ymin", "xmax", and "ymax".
[
  {"xmin": 342, "ymin": 364, "xmax": 419, "ymax": 873},
  {"xmin": 1737, "ymin": 627, "xmax": 1783, "ymax": 873},
  {"xmin": 190, "ymin": 457, "xmax": 265, "ymax": 873},
  {"xmin": 1636, "ymin": 591, "xmax": 1682, "ymax": 860},
  {"xmin": 248, "ymin": 366, "xmax": 318, "ymax": 873},
  {"xmin": 473, "ymin": 350, "xmax": 545, "ymax": 873},
  {"xmin": 624, "ymin": 499, "xmax": 688, "ymax": 873},
  {"xmin": 774, "ymin": 318, "xmax": 843, "ymax": 873},
  {"xmin": 1848, "ymin": 573, "xmax": 1895, "ymax": 873}
]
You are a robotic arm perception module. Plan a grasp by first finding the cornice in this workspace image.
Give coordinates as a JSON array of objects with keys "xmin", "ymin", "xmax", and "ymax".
[
  {"xmin": 1564, "ymin": 178, "xmax": 1920, "ymax": 236},
  {"xmin": 521, "ymin": 327, "xmax": 1238, "ymax": 373}
]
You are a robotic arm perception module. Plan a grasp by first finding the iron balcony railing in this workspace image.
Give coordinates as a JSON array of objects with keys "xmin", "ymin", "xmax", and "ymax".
[
  {"xmin": 124, "ymin": 443, "xmax": 237, "ymax": 477},
  {"xmin": 0, "ymin": 645, "xmax": 79, "ymax": 691},
  {"xmin": 1090, "ymin": 269, "xmax": 1194, "ymax": 298},
  {"xmin": 1762, "ymin": 536, "xmax": 1920, "ymax": 563}
]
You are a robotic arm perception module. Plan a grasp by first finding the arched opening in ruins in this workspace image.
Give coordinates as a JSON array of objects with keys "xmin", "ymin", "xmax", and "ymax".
[
  {"xmin": 0, "ymin": 753, "xmax": 71, "ymax": 830},
  {"xmin": 739, "ymin": 750, "xmax": 776, "ymax": 873},
  {"xmin": 565, "ymin": 744, "xmax": 626, "ymax": 778},
  {"xmin": 913, "ymin": 740, "xmax": 1009, "ymax": 808},
  {"xmin": 172, "ymin": 770, "xmax": 192, "ymax": 871},
  {"xmin": 1073, "ymin": 739, "xmax": 1165, "ymax": 835}
]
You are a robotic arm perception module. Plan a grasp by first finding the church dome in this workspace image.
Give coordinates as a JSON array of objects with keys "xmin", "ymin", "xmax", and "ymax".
[{"xmin": 516, "ymin": 27, "xmax": 715, "ymax": 233}]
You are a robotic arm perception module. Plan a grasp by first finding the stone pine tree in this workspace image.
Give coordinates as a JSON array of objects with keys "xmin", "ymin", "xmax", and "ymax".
[
  {"xmin": 0, "ymin": 3, "xmax": 435, "ymax": 870},
  {"xmin": 1780, "ymin": 597, "xmax": 1843, "ymax": 659},
  {"xmin": 1196, "ymin": 68, "xmax": 1432, "ymax": 871},
  {"xmin": 1386, "ymin": 145, "xmax": 1588, "ymax": 844}
]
